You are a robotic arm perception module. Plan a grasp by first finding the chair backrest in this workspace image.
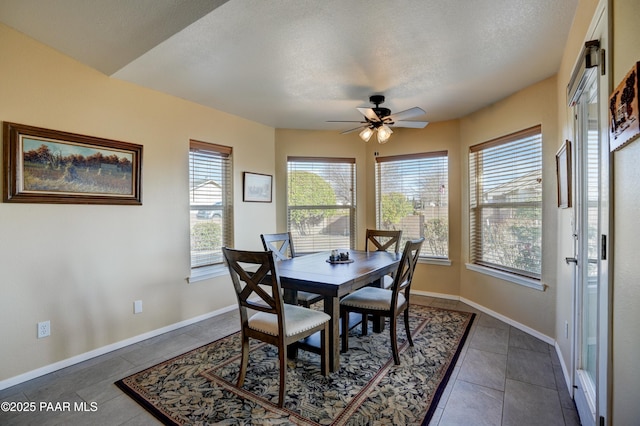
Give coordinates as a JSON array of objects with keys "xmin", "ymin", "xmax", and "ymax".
[
  {"xmin": 261, "ymin": 232, "xmax": 296, "ymax": 260},
  {"xmin": 390, "ymin": 238, "xmax": 425, "ymax": 305},
  {"xmin": 365, "ymin": 229, "xmax": 403, "ymax": 254},
  {"xmin": 222, "ymin": 247, "xmax": 286, "ymax": 334}
]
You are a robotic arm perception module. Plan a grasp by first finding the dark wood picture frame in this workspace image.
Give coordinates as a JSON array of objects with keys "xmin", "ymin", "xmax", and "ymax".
[
  {"xmin": 3, "ymin": 122, "xmax": 142, "ymax": 205},
  {"xmin": 556, "ymin": 140, "xmax": 572, "ymax": 208},
  {"xmin": 242, "ymin": 172, "xmax": 272, "ymax": 203}
]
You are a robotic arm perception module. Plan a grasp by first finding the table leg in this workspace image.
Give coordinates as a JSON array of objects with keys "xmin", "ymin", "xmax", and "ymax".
[
  {"xmin": 324, "ymin": 295, "xmax": 341, "ymax": 372},
  {"xmin": 283, "ymin": 288, "xmax": 298, "ymax": 305}
]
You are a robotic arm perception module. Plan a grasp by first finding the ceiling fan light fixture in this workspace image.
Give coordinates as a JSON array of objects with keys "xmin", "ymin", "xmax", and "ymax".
[
  {"xmin": 331, "ymin": 95, "xmax": 427, "ymax": 143},
  {"xmin": 377, "ymin": 124, "xmax": 393, "ymax": 144},
  {"xmin": 359, "ymin": 127, "xmax": 374, "ymax": 142}
]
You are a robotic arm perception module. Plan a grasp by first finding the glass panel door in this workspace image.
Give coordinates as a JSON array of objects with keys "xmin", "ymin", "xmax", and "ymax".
[{"xmin": 575, "ymin": 72, "xmax": 599, "ymax": 419}]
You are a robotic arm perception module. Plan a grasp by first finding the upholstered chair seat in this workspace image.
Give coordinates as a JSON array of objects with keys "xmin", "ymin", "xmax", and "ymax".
[
  {"xmin": 340, "ymin": 287, "xmax": 407, "ymax": 311},
  {"xmin": 249, "ymin": 305, "xmax": 330, "ymax": 337}
]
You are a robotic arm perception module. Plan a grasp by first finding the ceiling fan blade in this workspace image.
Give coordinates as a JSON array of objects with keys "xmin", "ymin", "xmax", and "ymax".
[
  {"xmin": 385, "ymin": 107, "xmax": 426, "ymax": 122},
  {"xmin": 341, "ymin": 125, "xmax": 368, "ymax": 134},
  {"xmin": 390, "ymin": 120, "xmax": 429, "ymax": 129},
  {"xmin": 357, "ymin": 107, "xmax": 381, "ymax": 122},
  {"xmin": 327, "ymin": 120, "xmax": 366, "ymax": 123}
]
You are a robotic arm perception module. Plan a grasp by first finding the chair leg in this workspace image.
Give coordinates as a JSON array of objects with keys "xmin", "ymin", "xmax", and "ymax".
[
  {"xmin": 341, "ymin": 308, "xmax": 349, "ymax": 353},
  {"xmin": 237, "ymin": 333, "xmax": 250, "ymax": 387},
  {"xmin": 404, "ymin": 308, "xmax": 414, "ymax": 347},
  {"xmin": 361, "ymin": 313, "xmax": 368, "ymax": 336},
  {"xmin": 390, "ymin": 315, "xmax": 400, "ymax": 365},
  {"xmin": 278, "ymin": 345, "xmax": 287, "ymax": 408},
  {"xmin": 321, "ymin": 326, "xmax": 329, "ymax": 376}
]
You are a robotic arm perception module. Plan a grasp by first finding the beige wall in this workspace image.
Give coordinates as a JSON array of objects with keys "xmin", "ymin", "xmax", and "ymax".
[
  {"xmin": 3, "ymin": 4, "xmax": 639, "ymax": 422},
  {"xmin": 457, "ymin": 76, "xmax": 559, "ymax": 338},
  {"xmin": 0, "ymin": 23, "xmax": 275, "ymax": 382},
  {"xmin": 275, "ymin": 121, "xmax": 462, "ymax": 297},
  {"xmin": 611, "ymin": 0, "xmax": 640, "ymax": 423}
]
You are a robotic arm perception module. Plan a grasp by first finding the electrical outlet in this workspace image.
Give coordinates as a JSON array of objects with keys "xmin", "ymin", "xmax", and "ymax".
[
  {"xmin": 134, "ymin": 300, "xmax": 143, "ymax": 314},
  {"xmin": 38, "ymin": 320, "xmax": 50, "ymax": 338}
]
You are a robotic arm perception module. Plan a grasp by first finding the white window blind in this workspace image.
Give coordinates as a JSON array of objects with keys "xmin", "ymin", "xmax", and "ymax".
[
  {"xmin": 189, "ymin": 140, "xmax": 233, "ymax": 268},
  {"xmin": 287, "ymin": 157, "xmax": 355, "ymax": 253},
  {"xmin": 375, "ymin": 151, "xmax": 449, "ymax": 258},
  {"xmin": 469, "ymin": 126, "xmax": 542, "ymax": 279}
]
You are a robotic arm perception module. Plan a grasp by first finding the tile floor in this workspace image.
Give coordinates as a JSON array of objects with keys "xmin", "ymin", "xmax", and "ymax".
[{"xmin": 0, "ymin": 296, "xmax": 580, "ymax": 425}]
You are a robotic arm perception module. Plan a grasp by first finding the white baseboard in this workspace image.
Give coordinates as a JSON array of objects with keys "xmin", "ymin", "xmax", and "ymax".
[
  {"xmin": 554, "ymin": 341, "xmax": 574, "ymax": 396},
  {"xmin": 2, "ymin": 292, "xmax": 573, "ymax": 395},
  {"xmin": 0, "ymin": 304, "xmax": 237, "ymax": 391},
  {"xmin": 412, "ymin": 289, "xmax": 460, "ymax": 301},
  {"xmin": 412, "ymin": 290, "xmax": 572, "ymax": 393},
  {"xmin": 458, "ymin": 296, "xmax": 555, "ymax": 346},
  {"xmin": 458, "ymin": 296, "xmax": 573, "ymax": 394}
]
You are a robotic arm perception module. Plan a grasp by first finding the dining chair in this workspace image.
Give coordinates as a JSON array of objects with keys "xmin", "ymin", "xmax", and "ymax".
[
  {"xmin": 365, "ymin": 229, "xmax": 403, "ymax": 289},
  {"xmin": 260, "ymin": 232, "xmax": 324, "ymax": 307},
  {"xmin": 222, "ymin": 247, "xmax": 330, "ymax": 407},
  {"xmin": 340, "ymin": 237, "xmax": 424, "ymax": 365}
]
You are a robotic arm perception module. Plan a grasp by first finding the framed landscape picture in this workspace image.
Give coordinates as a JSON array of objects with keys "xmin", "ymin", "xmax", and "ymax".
[
  {"xmin": 3, "ymin": 122, "xmax": 142, "ymax": 205},
  {"xmin": 243, "ymin": 172, "xmax": 272, "ymax": 202}
]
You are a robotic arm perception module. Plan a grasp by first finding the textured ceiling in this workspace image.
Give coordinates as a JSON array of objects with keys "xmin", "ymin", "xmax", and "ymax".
[{"xmin": 0, "ymin": 0, "xmax": 578, "ymax": 131}]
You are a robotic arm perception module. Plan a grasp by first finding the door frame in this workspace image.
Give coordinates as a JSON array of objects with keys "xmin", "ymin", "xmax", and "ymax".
[{"xmin": 567, "ymin": 0, "xmax": 612, "ymax": 424}]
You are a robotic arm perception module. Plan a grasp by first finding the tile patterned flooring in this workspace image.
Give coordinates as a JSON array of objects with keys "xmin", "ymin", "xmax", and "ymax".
[{"xmin": 0, "ymin": 296, "xmax": 580, "ymax": 425}]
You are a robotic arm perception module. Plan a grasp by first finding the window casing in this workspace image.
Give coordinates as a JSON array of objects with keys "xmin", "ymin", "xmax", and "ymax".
[
  {"xmin": 189, "ymin": 140, "xmax": 233, "ymax": 269},
  {"xmin": 469, "ymin": 126, "xmax": 542, "ymax": 280},
  {"xmin": 287, "ymin": 157, "xmax": 355, "ymax": 253},
  {"xmin": 375, "ymin": 151, "xmax": 449, "ymax": 259}
]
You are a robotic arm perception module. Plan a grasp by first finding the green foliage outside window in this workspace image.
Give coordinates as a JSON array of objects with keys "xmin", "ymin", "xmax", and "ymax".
[
  {"xmin": 288, "ymin": 171, "xmax": 336, "ymax": 235},
  {"xmin": 191, "ymin": 221, "xmax": 222, "ymax": 251},
  {"xmin": 424, "ymin": 218, "xmax": 448, "ymax": 257},
  {"xmin": 380, "ymin": 192, "xmax": 412, "ymax": 228},
  {"xmin": 508, "ymin": 208, "xmax": 542, "ymax": 274},
  {"xmin": 480, "ymin": 207, "xmax": 541, "ymax": 275}
]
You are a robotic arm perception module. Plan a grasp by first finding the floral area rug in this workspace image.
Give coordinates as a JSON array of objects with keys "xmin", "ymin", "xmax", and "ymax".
[{"xmin": 116, "ymin": 305, "xmax": 474, "ymax": 425}]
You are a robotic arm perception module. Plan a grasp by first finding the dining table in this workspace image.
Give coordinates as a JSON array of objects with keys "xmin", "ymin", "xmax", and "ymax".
[{"xmin": 276, "ymin": 249, "xmax": 400, "ymax": 372}]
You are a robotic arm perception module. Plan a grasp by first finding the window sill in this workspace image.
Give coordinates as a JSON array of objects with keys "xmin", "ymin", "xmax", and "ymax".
[
  {"xmin": 419, "ymin": 257, "xmax": 452, "ymax": 266},
  {"xmin": 187, "ymin": 264, "xmax": 227, "ymax": 283},
  {"xmin": 465, "ymin": 263, "xmax": 546, "ymax": 291}
]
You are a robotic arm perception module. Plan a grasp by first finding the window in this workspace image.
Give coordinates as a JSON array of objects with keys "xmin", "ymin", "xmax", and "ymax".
[
  {"xmin": 375, "ymin": 152, "xmax": 449, "ymax": 259},
  {"xmin": 469, "ymin": 126, "xmax": 542, "ymax": 280},
  {"xmin": 189, "ymin": 140, "xmax": 233, "ymax": 269},
  {"xmin": 287, "ymin": 157, "xmax": 355, "ymax": 253}
]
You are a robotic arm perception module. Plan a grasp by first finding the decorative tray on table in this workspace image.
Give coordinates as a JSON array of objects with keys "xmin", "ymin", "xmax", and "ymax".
[
  {"xmin": 326, "ymin": 258, "xmax": 354, "ymax": 264},
  {"xmin": 326, "ymin": 251, "xmax": 354, "ymax": 264}
]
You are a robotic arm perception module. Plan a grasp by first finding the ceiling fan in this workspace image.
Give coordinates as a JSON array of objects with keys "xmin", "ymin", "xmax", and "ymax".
[{"xmin": 329, "ymin": 95, "xmax": 429, "ymax": 143}]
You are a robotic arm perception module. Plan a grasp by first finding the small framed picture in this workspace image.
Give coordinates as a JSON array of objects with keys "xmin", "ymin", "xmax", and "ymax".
[
  {"xmin": 609, "ymin": 61, "xmax": 640, "ymax": 151},
  {"xmin": 243, "ymin": 172, "xmax": 272, "ymax": 203},
  {"xmin": 556, "ymin": 140, "xmax": 572, "ymax": 208}
]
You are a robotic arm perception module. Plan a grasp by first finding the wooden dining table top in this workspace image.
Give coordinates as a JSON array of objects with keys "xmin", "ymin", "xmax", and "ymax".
[{"xmin": 276, "ymin": 249, "xmax": 400, "ymax": 297}]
